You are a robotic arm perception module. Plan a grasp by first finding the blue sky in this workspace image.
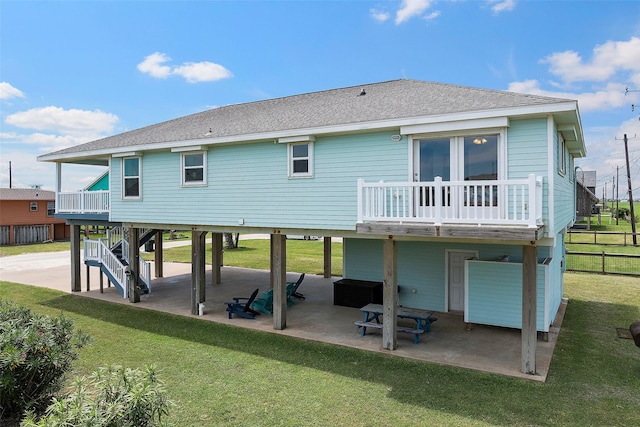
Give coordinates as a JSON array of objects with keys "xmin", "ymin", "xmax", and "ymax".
[{"xmin": 2, "ymin": 0, "xmax": 640, "ymax": 199}]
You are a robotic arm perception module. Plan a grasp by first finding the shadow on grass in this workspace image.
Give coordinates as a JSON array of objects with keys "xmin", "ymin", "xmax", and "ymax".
[{"xmin": 3, "ymin": 282, "xmax": 639, "ymax": 426}]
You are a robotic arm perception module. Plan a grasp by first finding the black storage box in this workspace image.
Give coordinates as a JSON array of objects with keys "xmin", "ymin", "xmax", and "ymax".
[{"xmin": 333, "ymin": 279, "xmax": 383, "ymax": 308}]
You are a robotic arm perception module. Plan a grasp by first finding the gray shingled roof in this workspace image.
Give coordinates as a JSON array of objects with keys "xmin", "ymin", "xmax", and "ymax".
[
  {"xmin": 41, "ymin": 79, "xmax": 576, "ymax": 158},
  {"xmin": 0, "ymin": 188, "xmax": 55, "ymax": 201}
]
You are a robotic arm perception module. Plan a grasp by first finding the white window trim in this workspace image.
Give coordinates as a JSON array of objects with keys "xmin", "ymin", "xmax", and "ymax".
[
  {"xmin": 288, "ymin": 141, "xmax": 314, "ymax": 178},
  {"xmin": 408, "ymin": 128, "xmax": 506, "ymax": 182},
  {"xmin": 558, "ymin": 133, "xmax": 567, "ymax": 176},
  {"xmin": 29, "ymin": 201, "xmax": 38, "ymax": 212},
  {"xmin": 181, "ymin": 151, "xmax": 207, "ymax": 187},
  {"xmin": 122, "ymin": 156, "xmax": 142, "ymax": 200}
]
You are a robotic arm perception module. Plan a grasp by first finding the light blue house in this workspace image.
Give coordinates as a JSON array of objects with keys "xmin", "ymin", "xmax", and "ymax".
[{"xmin": 38, "ymin": 80, "xmax": 585, "ymax": 375}]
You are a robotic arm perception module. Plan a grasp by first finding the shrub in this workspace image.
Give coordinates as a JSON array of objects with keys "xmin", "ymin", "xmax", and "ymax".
[
  {"xmin": 21, "ymin": 365, "xmax": 173, "ymax": 426},
  {"xmin": 0, "ymin": 299, "xmax": 90, "ymax": 422}
]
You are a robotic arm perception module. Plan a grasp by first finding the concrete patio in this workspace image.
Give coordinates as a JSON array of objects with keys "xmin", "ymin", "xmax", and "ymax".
[{"xmin": 76, "ymin": 260, "xmax": 563, "ymax": 382}]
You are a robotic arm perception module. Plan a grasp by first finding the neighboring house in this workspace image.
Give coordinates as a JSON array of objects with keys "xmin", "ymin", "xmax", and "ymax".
[
  {"xmin": 577, "ymin": 170, "xmax": 596, "ymax": 195},
  {"xmin": 38, "ymin": 79, "xmax": 586, "ymax": 375},
  {"xmin": 575, "ymin": 176, "xmax": 599, "ymax": 222},
  {"xmin": 0, "ymin": 188, "xmax": 70, "ymax": 245}
]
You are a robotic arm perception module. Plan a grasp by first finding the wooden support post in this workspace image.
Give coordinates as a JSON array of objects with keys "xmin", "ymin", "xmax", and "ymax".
[
  {"xmin": 154, "ymin": 231, "xmax": 163, "ymax": 278},
  {"xmin": 99, "ymin": 270, "xmax": 104, "ymax": 293},
  {"xmin": 70, "ymin": 224, "xmax": 81, "ymax": 292},
  {"xmin": 211, "ymin": 232, "xmax": 223, "ymax": 285},
  {"xmin": 270, "ymin": 236, "xmax": 275, "ymax": 288},
  {"xmin": 522, "ymin": 244, "xmax": 537, "ymax": 375},
  {"xmin": 323, "ymin": 236, "xmax": 332, "ymax": 278},
  {"xmin": 127, "ymin": 227, "xmax": 141, "ymax": 303},
  {"xmin": 382, "ymin": 238, "xmax": 398, "ymax": 350},
  {"xmin": 86, "ymin": 265, "xmax": 90, "ymax": 291},
  {"xmin": 191, "ymin": 230, "xmax": 207, "ymax": 315},
  {"xmin": 271, "ymin": 234, "xmax": 287, "ymax": 330}
]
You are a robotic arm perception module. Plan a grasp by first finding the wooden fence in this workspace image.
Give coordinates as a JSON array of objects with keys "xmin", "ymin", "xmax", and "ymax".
[
  {"xmin": 567, "ymin": 230, "xmax": 639, "ymax": 246},
  {"xmin": 566, "ymin": 251, "xmax": 640, "ymax": 277}
]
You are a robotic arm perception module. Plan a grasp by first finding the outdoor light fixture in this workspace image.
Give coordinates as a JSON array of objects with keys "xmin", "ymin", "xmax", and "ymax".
[{"xmin": 473, "ymin": 137, "xmax": 487, "ymax": 145}]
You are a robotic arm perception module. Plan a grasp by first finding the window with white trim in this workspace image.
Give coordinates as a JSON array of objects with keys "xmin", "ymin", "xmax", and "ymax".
[
  {"xmin": 29, "ymin": 202, "xmax": 38, "ymax": 212},
  {"xmin": 47, "ymin": 202, "xmax": 55, "ymax": 216},
  {"xmin": 558, "ymin": 133, "xmax": 567, "ymax": 176},
  {"xmin": 289, "ymin": 142, "xmax": 313, "ymax": 177},
  {"xmin": 123, "ymin": 157, "xmax": 141, "ymax": 198},
  {"xmin": 181, "ymin": 151, "xmax": 207, "ymax": 186}
]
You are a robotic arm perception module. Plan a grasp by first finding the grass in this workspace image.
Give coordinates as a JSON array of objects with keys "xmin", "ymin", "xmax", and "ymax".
[
  {"xmin": 157, "ymin": 238, "xmax": 344, "ymax": 277},
  {"xmin": 0, "ymin": 241, "xmax": 71, "ymax": 256},
  {"xmin": 1, "ymin": 273, "xmax": 639, "ymax": 426}
]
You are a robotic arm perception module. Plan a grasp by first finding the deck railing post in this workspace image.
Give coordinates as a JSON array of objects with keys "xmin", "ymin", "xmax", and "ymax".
[
  {"xmin": 357, "ymin": 179, "xmax": 364, "ymax": 223},
  {"xmin": 527, "ymin": 174, "xmax": 536, "ymax": 228},
  {"xmin": 434, "ymin": 176, "xmax": 443, "ymax": 226}
]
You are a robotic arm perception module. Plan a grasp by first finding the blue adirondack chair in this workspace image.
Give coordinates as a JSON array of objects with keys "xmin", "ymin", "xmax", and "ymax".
[
  {"xmin": 286, "ymin": 273, "xmax": 306, "ymax": 305},
  {"xmin": 225, "ymin": 288, "xmax": 261, "ymax": 319},
  {"xmin": 252, "ymin": 289, "xmax": 273, "ymax": 315}
]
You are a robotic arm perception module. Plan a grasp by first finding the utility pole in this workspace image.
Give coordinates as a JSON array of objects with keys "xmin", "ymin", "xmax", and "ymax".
[
  {"xmin": 623, "ymin": 134, "xmax": 637, "ymax": 245},
  {"xmin": 616, "ymin": 166, "xmax": 619, "ymax": 225},
  {"xmin": 612, "ymin": 176, "xmax": 615, "ymax": 212}
]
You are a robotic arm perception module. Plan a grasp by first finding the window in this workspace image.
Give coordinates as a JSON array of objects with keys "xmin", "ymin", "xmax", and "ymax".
[
  {"xmin": 29, "ymin": 202, "xmax": 38, "ymax": 212},
  {"xmin": 181, "ymin": 151, "xmax": 206, "ymax": 186},
  {"xmin": 47, "ymin": 202, "xmax": 55, "ymax": 216},
  {"xmin": 558, "ymin": 133, "xmax": 567, "ymax": 176},
  {"xmin": 463, "ymin": 135, "xmax": 498, "ymax": 181},
  {"xmin": 123, "ymin": 157, "xmax": 141, "ymax": 198},
  {"xmin": 289, "ymin": 142, "xmax": 313, "ymax": 177},
  {"xmin": 414, "ymin": 133, "xmax": 501, "ymax": 207}
]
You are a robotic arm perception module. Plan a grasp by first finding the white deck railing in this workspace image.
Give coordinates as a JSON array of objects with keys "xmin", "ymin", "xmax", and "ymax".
[
  {"xmin": 84, "ymin": 238, "xmax": 151, "ymax": 298},
  {"xmin": 357, "ymin": 174, "xmax": 543, "ymax": 228},
  {"xmin": 56, "ymin": 190, "xmax": 109, "ymax": 214}
]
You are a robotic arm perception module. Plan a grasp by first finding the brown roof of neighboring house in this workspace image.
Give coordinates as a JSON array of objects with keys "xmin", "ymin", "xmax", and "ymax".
[{"xmin": 0, "ymin": 188, "xmax": 56, "ymax": 201}]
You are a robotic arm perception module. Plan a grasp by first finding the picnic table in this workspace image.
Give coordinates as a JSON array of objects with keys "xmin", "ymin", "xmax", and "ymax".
[{"xmin": 354, "ymin": 303, "xmax": 438, "ymax": 344}]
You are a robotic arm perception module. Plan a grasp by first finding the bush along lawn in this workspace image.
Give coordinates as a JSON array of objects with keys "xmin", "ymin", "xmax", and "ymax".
[
  {"xmin": 1, "ymin": 273, "xmax": 639, "ymax": 427},
  {"xmin": 0, "ymin": 298, "xmax": 172, "ymax": 426}
]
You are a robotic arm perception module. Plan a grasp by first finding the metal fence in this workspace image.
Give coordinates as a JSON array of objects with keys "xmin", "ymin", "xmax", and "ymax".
[
  {"xmin": 567, "ymin": 230, "xmax": 639, "ymax": 246},
  {"xmin": 566, "ymin": 251, "xmax": 640, "ymax": 276}
]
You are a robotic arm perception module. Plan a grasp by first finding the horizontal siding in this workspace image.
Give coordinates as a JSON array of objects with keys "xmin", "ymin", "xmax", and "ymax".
[
  {"xmin": 554, "ymin": 122, "xmax": 576, "ymax": 230},
  {"xmin": 507, "ymin": 118, "xmax": 550, "ymax": 225},
  {"xmin": 467, "ymin": 261, "xmax": 548, "ymax": 331},
  {"xmin": 111, "ymin": 131, "xmax": 408, "ymax": 229},
  {"xmin": 344, "ymin": 239, "xmax": 552, "ymax": 313}
]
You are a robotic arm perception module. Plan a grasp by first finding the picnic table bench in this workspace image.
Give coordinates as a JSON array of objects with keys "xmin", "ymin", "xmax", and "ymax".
[
  {"xmin": 354, "ymin": 303, "xmax": 438, "ymax": 344},
  {"xmin": 353, "ymin": 320, "xmax": 425, "ymax": 344}
]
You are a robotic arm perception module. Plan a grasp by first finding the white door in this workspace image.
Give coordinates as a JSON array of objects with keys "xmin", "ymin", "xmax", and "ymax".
[{"xmin": 448, "ymin": 251, "xmax": 477, "ymax": 312}]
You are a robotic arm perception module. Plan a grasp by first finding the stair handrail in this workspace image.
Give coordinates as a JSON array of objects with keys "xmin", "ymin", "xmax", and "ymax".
[{"xmin": 84, "ymin": 238, "xmax": 128, "ymax": 298}]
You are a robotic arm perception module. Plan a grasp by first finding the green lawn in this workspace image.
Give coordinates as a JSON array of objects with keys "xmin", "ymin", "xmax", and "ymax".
[
  {"xmin": 157, "ymin": 238, "xmax": 344, "ymax": 276},
  {"xmin": 1, "ymin": 273, "xmax": 639, "ymax": 426}
]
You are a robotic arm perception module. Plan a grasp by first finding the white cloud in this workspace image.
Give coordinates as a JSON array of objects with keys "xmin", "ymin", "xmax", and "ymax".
[
  {"xmin": 395, "ymin": 0, "xmax": 433, "ymax": 25},
  {"xmin": 488, "ymin": 0, "xmax": 516, "ymax": 14},
  {"xmin": 173, "ymin": 61, "xmax": 233, "ymax": 83},
  {"xmin": 370, "ymin": 8, "xmax": 390, "ymax": 22},
  {"xmin": 423, "ymin": 11, "xmax": 440, "ymax": 21},
  {"xmin": 508, "ymin": 80, "xmax": 635, "ymax": 112},
  {"xmin": 5, "ymin": 106, "xmax": 118, "ymax": 137},
  {"xmin": 0, "ymin": 82, "xmax": 26, "ymax": 100},
  {"xmin": 137, "ymin": 52, "xmax": 233, "ymax": 83},
  {"xmin": 136, "ymin": 52, "xmax": 173, "ymax": 78},
  {"xmin": 1, "ymin": 131, "xmax": 92, "ymax": 151},
  {"xmin": 542, "ymin": 37, "xmax": 640, "ymax": 85}
]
